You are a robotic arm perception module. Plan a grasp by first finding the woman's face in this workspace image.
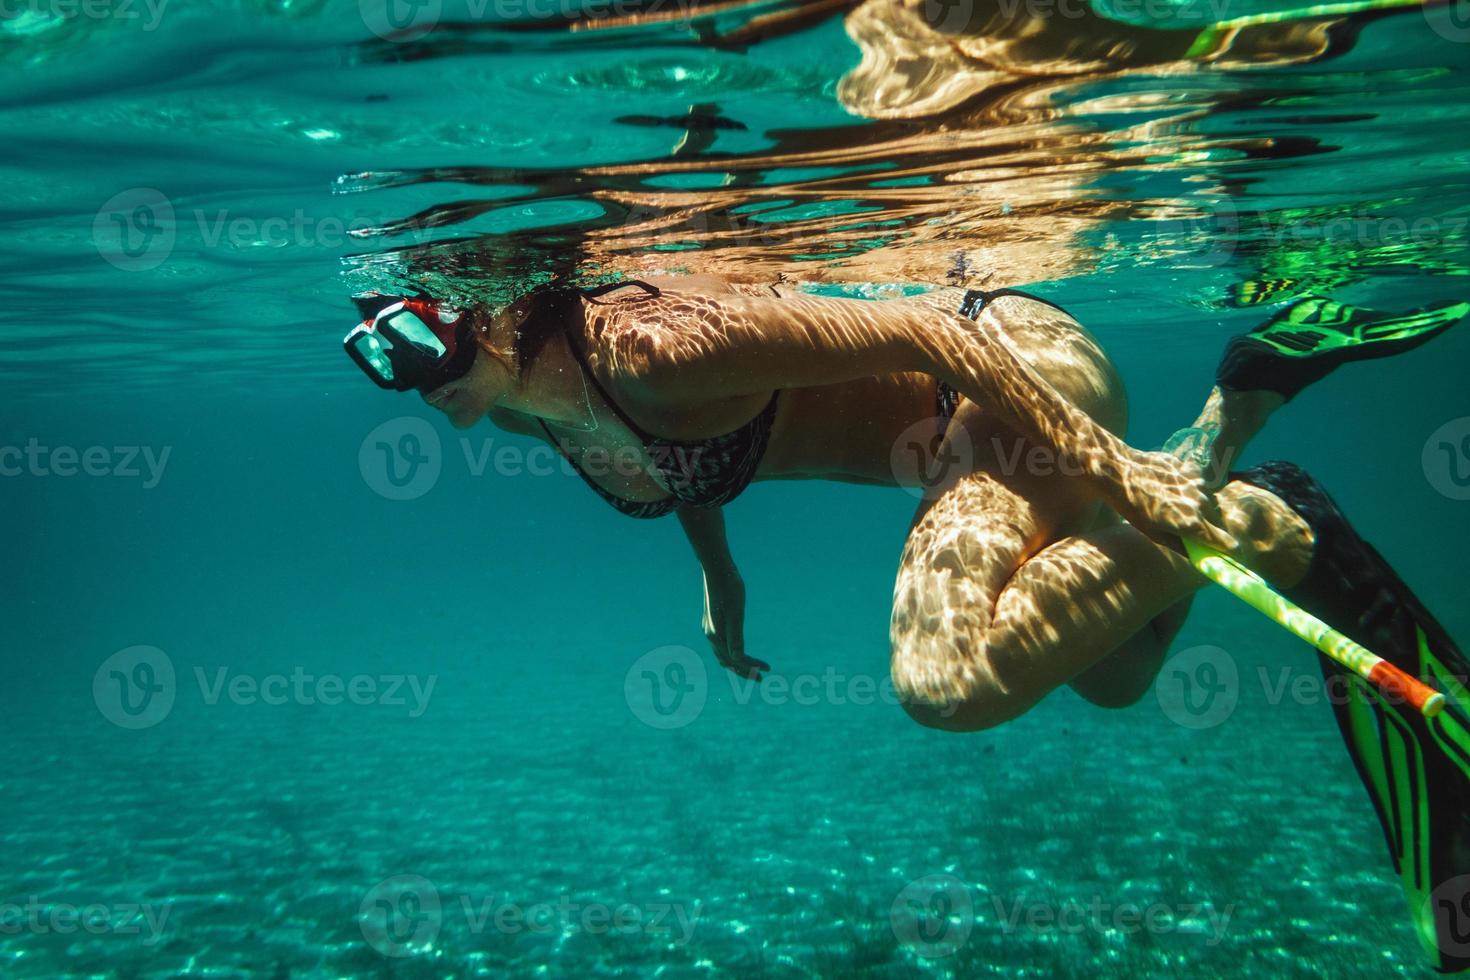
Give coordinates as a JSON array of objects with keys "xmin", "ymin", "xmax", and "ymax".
[{"xmin": 421, "ymin": 348, "xmax": 505, "ymax": 429}]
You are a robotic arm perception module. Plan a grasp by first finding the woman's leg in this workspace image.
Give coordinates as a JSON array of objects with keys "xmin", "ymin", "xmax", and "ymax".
[
  {"xmin": 899, "ymin": 293, "xmax": 1469, "ymax": 728},
  {"xmin": 1064, "ymin": 383, "xmax": 1286, "ymax": 707},
  {"xmin": 1063, "ymin": 598, "xmax": 1193, "ymax": 708},
  {"xmin": 1061, "ymin": 513, "xmax": 1194, "ymax": 709},
  {"xmin": 889, "ymin": 402, "xmax": 1316, "ymax": 733}
]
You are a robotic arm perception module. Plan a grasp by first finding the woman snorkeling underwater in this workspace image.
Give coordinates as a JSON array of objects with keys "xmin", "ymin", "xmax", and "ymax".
[{"xmin": 344, "ymin": 276, "xmax": 1470, "ymax": 967}]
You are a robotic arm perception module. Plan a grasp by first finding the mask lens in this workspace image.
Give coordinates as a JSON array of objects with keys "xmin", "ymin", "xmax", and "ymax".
[
  {"xmin": 381, "ymin": 310, "xmax": 447, "ymax": 360},
  {"xmin": 351, "ymin": 332, "xmax": 396, "ymax": 382}
]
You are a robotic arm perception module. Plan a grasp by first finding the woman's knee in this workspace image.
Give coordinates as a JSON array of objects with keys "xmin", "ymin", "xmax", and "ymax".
[
  {"xmin": 898, "ymin": 694, "xmax": 1016, "ymax": 732},
  {"xmin": 1069, "ymin": 598, "xmax": 1191, "ymax": 708},
  {"xmin": 1068, "ymin": 673, "xmax": 1153, "ymax": 710},
  {"xmin": 891, "ymin": 664, "xmax": 1035, "ymax": 732},
  {"xmin": 1067, "ymin": 637, "xmax": 1168, "ymax": 709}
]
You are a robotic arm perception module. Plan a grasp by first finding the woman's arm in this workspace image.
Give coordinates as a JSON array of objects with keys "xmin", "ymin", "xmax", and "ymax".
[
  {"xmin": 589, "ymin": 290, "xmax": 1236, "ymax": 552},
  {"xmin": 676, "ymin": 504, "xmax": 770, "ymax": 681},
  {"xmin": 677, "ymin": 502, "xmax": 738, "ymax": 575}
]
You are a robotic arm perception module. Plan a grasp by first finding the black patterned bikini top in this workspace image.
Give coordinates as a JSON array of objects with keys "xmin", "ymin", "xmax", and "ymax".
[
  {"xmin": 535, "ymin": 282, "xmax": 779, "ymax": 520},
  {"xmin": 532, "ymin": 284, "xmax": 1062, "ymax": 517}
]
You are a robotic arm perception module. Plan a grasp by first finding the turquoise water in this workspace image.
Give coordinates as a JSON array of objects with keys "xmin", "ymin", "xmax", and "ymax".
[{"xmin": 5, "ymin": 1, "xmax": 1470, "ymax": 976}]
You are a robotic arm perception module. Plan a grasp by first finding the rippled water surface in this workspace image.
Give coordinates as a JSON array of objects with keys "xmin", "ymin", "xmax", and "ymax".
[{"xmin": 5, "ymin": 0, "xmax": 1470, "ymax": 976}]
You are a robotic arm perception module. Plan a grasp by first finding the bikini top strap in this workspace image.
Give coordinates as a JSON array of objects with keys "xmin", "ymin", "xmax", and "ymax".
[
  {"xmin": 963, "ymin": 288, "xmax": 1073, "ymax": 319},
  {"xmin": 551, "ymin": 281, "xmax": 663, "ymax": 443},
  {"xmin": 580, "ymin": 279, "xmax": 663, "ymax": 302}
]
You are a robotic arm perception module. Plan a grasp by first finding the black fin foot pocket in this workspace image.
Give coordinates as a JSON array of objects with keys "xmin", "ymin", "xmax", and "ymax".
[
  {"xmin": 1232, "ymin": 460, "xmax": 1470, "ymax": 972},
  {"xmin": 1216, "ymin": 297, "xmax": 1469, "ymax": 401}
]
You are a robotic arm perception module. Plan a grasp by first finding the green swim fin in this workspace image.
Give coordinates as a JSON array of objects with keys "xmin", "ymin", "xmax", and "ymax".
[
  {"xmin": 1229, "ymin": 277, "xmax": 1310, "ymax": 307},
  {"xmin": 1332, "ymin": 625, "xmax": 1470, "ymax": 972},
  {"xmin": 1234, "ymin": 461, "xmax": 1470, "ymax": 972},
  {"xmin": 1216, "ymin": 296, "xmax": 1470, "ymax": 400}
]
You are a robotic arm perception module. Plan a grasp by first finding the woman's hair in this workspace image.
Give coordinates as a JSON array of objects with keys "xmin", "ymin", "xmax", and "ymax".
[
  {"xmin": 468, "ymin": 320, "xmax": 514, "ymax": 374},
  {"xmin": 469, "ymin": 281, "xmax": 585, "ymax": 378}
]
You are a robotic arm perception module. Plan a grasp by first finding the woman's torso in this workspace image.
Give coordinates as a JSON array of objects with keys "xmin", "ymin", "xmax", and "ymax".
[{"xmin": 521, "ymin": 282, "xmax": 1125, "ymax": 511}]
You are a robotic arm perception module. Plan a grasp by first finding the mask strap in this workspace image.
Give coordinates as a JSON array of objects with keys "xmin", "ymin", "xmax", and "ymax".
[{"xmin": 580, "ymin": 280, "xmax": 662, "ymax": 303}]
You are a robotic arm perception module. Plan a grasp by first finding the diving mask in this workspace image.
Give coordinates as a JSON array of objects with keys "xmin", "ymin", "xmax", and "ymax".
[
  {"xmin": 344, "ymin": 297, "xmax": 477, "ymax": 394},
  {"xmin": 344, "ymin": 291, "xmax": 600, "ymax": 432}
]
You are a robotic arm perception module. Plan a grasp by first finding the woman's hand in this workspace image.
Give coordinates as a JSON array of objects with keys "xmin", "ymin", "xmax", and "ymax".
[
  {"xmin": 1106, "ymin": 450, "xmax": 1240, "ymax": 554},
  {"xmin": 702, "ymin": 565, "xmax": 770, "ymax": 681}
]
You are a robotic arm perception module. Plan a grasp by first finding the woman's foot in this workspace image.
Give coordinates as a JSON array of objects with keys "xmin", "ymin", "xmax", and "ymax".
[
  {"xmin": 1217, "ymin": 294, "xmax": 1469, "ymax": 402},
  {"xmin": 1168, "ymin": 295, "xmax": 1467, "ymax": 485},
  {"xmin": 1165, "ymin": 385, "xmax": 1284, "ymax": 487}
]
